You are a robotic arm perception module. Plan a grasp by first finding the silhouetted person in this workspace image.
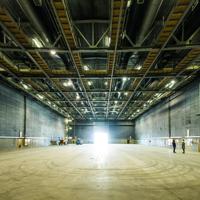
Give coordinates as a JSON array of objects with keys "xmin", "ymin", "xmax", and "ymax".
[
  {"xmin": 172, "ymin": 139, "xmax": 176, "ymax": 153},
  {"xmin": 182, "ymin": 139, "xmax": 185, "ymax": 154}
]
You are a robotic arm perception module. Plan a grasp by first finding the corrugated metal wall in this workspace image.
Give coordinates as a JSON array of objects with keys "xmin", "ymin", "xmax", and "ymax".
[
  {"xmin": 135, "ymin": 79, "xmax": 200, "ymax": 145},
  {"xmin": 26, "ymin": 99, "xmax": 64, "ymax": 138},
  {"xmin": 0, "ymin": 84, "xmax": 24, "ymax": 137},
  {"xmin": 0, "ymin": 82, "xmax": 65, "ymax": 149}
]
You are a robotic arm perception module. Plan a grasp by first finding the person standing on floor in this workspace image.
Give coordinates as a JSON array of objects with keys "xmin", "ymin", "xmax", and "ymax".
[
  {"xmin": 182, "ymin": 139, "xmax": 185, "ymax": 154},
  {"xmin": 172, "ymin": 139, "xmax": 176, "ymax": 153}
]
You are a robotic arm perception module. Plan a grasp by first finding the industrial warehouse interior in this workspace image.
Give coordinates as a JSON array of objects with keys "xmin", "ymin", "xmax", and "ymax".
[{"xmin": 0, "ymin": 0, "xmax": 200, "ymax": 199}]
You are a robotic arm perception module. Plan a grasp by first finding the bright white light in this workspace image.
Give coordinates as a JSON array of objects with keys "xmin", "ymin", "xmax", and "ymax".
[
  {"xmin": 83, "ymin": 65, "xmax": 89, "ymax": 71},
  {"xmin": 63, "ymin": 79, "xmax": 73, "ymax": 87},
  {"xmin": 137, "ymin": 109, "xmax": 140, "ymax": 112},
  {"xmin": 143, "ymin": 103, "xmax": 147, "ymax": 107},
  {"xmin": 50, "ymin": 50, "xmax": 56, "ymax": 55},
  {"xmin": 105, "ymin": 36, "xmax": 111, "ymax": 47},
  {"xmin": 124, "ymin": 92, "xmax": 128, "ymax": 96},
  {"xmin": 76, "ymin": 95, "xmax": 80, "ymax": 100},
  {"xmin": 104, "ymin": 81, "xmax": 108, "ymax": 86},
  {"xmin": 127, "ymin": 0, "xmax": 131, "ymax": 8},
  {"xmin": 114, "ymin": 100, "xmax": 118, "ymax": 104},
  {"xmin": 37, "ymin": 94, "xmax": 44, "ymax": 100},
  {"xmin": 122, "ymin": 77, "xmax": 127, "ymax": 82},
  {"xmin": 165, "ymin": 79, "xmax": 176, "ymax": 89},
  {"xmin": 22, "ymin": 83, "xmax": 29, "ymax": 90},
  {"xmin": 94, "ymin": 132, "xmax": 108, "ymax": 145},
  {"xmin": 155, "ymin": 93, "xmax": 161, "ymax": 98},
  {"xmin": 32, "ymin": 38, "xmax": 43, "ymax": 48},
  {"xmin": 136, "ymin": 64, "xmax": 142, "ymax": 70},
  {"xmin": 88, "ymin": 81, "xmax": 92, "ymax": 86}
]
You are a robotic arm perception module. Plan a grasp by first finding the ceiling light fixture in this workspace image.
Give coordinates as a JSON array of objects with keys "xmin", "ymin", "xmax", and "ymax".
[
  {"xmin": 136, "ymin": 64, "xmax": 142, "ymax": 70},
  {"xmin": 50, "ymin": 50, "xmax": 56, "ymax": 55},
  {"xmin": 88, "ymin": 81, "xmax": 92, "ymax": 86},
  {"xmin": 122, "ymin": 77, "xmax": 127, "ymax": 82},
  {"xmin": 32, "ymin": 38, "xmax": 43, "ymax": 48},
  {"xmin": 124, "ymin": 92, "xmax": 128, "ymax": 96},
  {"xmin": 165, "ymin": 79, "xmax": 176, "ymax": 89},
  {"xmin": 63, "ymin": 79, "xmax": 73, "ymax": 87},
  {"xmin": 148, "ymin": 99, "xmax": 153, "ymax": 104},
  {"xmin": 83, "ymin": 65, "xmax": 89, "ymax": 71},
  {"xmin": 37, "ymin": 94, "xmax": 44, "ymax": 100},
  {"xmin": 76, "ymin": 95, "xmax": 80, "ymax": 100},
  {"xmin": 105, "ymin": 36, "xmax": 111, "ymax": 47},
  {"xmin": 22, "ymin": 83, "xmax": 30, "ymax": 90},
  {"xmin": 127, "ymin": 0, "xmax": 132, "ymax": 8}
]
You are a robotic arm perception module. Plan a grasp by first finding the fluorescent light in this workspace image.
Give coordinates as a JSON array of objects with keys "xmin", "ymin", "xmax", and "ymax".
[
  {"xmin": 124, "ymin": 92, "xmax": 128, "ymax": 96},
  {"xmin": 50, "ymin": 50, "xmax": 56, "ymax": 55},
  {"xmin": 88, "ymin": 81, "xmax": 92, "ymax": 86},
  {"xmin": 37, "ymin": 94, "xmax": 44, "ymax": 100},
  {"xmin": 127, "ymin": 0, "xmax": 131, "ymax": 8},
  {"xmin": 104, "ymin": 81, "xmax": 108, "ymax": 86},
  {"xmin": 22, "ymin": 83, "xmax": 29, "ymax": 90},
  {"xmin": 105, "ymin": 36, "xmax": 111, "ymax": 47},
  {"xmin": 63, "ymin": 82, "xmax": 68, "ymax": 87},
  {"xmin": 83, "ymin": 65, "xmax": 89, "ymax": 71},
  {"xmin": 165, "ymin": 79, "xmax": 176, "ymax": 89},
  {"xmin": 76, "ymin": 95, "xmax": 80, "ymax": 100},
  {"xmin": 143, "ymin": 103, "xmax": 147, "ymax": 107},
  {"xmin": 63, "ymin": 80, "xmax": 72, "ymax": 87},
  {"xmin": 122, "ymin": 77, "xmax": 127, "ymax": 82},
  {"xmin": 65, "ymin": 118, "xmax": 72, "ymax": 123},
  {"xmin": 32, "ymin": 38, "xmax": 43, "ymax": 48},
  {"xmin": 137, "ymin": 109, "xmax": 140, "ymax": 112},
  {"xmin": 114, "ymin": 101, "xmax": 118, "ymax": 104},
  {"xmin": 136, "ymin": 64, "xmax": 142, "ymax": 70}
]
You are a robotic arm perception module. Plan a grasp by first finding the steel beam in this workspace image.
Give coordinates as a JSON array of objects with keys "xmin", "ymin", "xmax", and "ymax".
[
  {"xmin": 1, "ymin": 44, "xmax": 200, "ymax": 54},
  {"xmin": 117, "ymin": 0, "xmax": 195, "ymax": 119},
  {"xmin": 0, "ymin": 7, "xmax": 84, "ymax": 119},
  {"xmin": 36, "ymin": 89, "xmax": 175, "ymax": 93},
  {"xmin": 13, "ymin": 73, "xmax": 188, "ymax": 79},
  {"xmin": 51, "ymin": 0, "xmax": 96, "ymax": 119}
]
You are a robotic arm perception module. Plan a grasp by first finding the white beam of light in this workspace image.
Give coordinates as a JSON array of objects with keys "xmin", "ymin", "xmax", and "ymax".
[{"xmin": 94, "ymin": 132, "xmax": 108, "ymax": 145}]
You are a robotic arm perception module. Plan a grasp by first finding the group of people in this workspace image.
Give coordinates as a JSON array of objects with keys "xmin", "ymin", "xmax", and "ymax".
[{"xmin": 172, "ymin": 139, "xmax": 185, "ymax": 154}]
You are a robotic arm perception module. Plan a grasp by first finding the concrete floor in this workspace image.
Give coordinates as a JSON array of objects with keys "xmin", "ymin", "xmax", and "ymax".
[{"xmin": 0, "ymin": 144, "xmax": 200, "ymax": 200}]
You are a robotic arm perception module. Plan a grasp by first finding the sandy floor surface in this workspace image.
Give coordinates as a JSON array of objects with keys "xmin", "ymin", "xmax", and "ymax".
[{"xmin": 0, "ymin": 144, "xmax": 200, "ymax": 200}]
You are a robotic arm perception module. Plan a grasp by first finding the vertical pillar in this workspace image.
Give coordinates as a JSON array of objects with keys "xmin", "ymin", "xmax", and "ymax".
[
  {"xmin": 168, "ymin": 100, "xmax": 171, "ymax": 138},
  {"xmin": 23, "ymin": 96, "xmax": 27, "ymax": 145}
]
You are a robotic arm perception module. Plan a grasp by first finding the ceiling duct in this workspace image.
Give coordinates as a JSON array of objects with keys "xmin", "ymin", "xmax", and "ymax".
[
  {"xmin": 17, "ymin": 0, "xmax": 49, "ymax": 44},
  {"xmin": 136, "ymin": 0, "xmax": 163, "ymax": 45}
]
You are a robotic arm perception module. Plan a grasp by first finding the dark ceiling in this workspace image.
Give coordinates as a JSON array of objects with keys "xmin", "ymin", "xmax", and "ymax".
[{"xmin": 0, "ymin": 0, "xmax": 200, "ymax": 121}]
